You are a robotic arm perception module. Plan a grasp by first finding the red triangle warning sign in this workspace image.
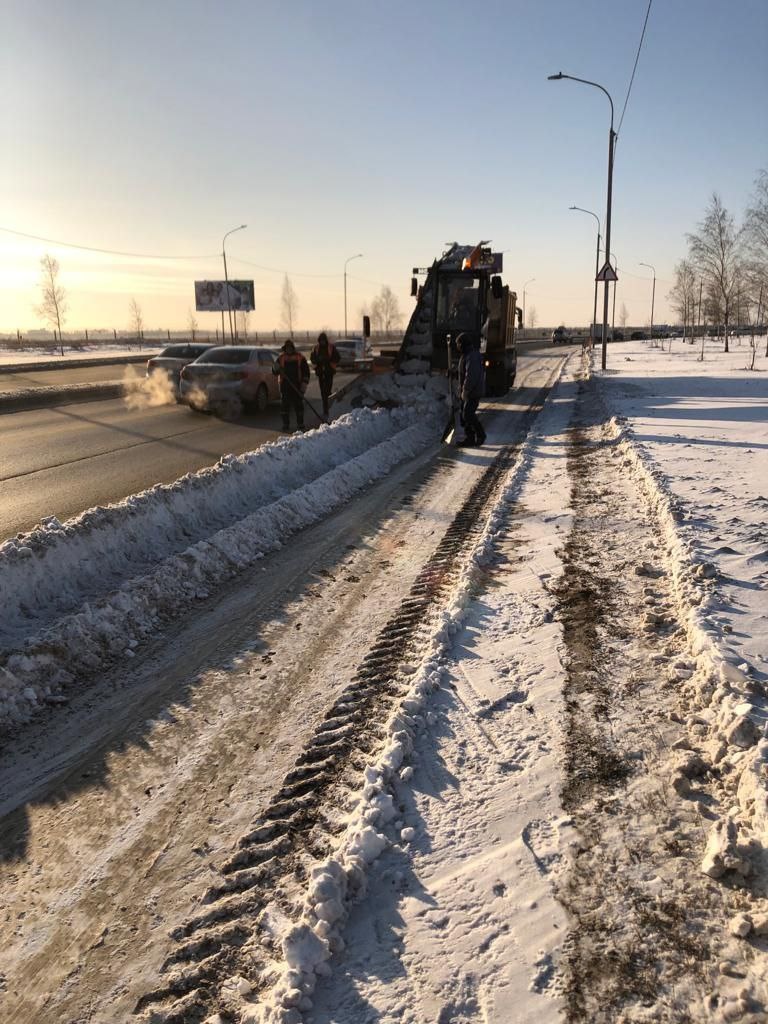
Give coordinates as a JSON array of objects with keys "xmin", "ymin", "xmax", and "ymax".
[{"xmin": 596, "ymin": 261, "xmax": 618, "ymax": 282}]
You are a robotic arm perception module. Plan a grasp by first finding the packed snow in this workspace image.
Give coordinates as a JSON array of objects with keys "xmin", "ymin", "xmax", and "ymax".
[
  {"xmin": 0, "ymin": 393, "xmax": 445, "ymax": 728},
  {"xmin": 0, "ymin": 345, "xmax": 152, "ymax": 366},
  {"xmin": 249, "ymin": 339, "xmax": 768, "ymax": 1022},
  {"xmin": 3, "ymin": 336, "xmax": 767, "ymax": 1021}
]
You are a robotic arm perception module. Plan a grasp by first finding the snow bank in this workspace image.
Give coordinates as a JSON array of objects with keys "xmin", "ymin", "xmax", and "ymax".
[
  {"xmin": 339, "ymin": 370, "xmax": 448, "ymax": 411},
  {"xmin": 0, "ymin": 406, "xmax": 442, "ymax": 728},
  {"xmin": 596, "ymin": 344, "xmax": 768, "ymax": 872},
  {"xmin": 246, "ymin": 377, "xmax": 566, "ymax": 1024}
]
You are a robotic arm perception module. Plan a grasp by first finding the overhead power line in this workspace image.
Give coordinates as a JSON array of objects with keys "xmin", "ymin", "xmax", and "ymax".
[
  {"xmin": 617, "ymin": 0, "xmax": 653, "ymax": 138},
  {"xmin": 229, "ymin": 256, "xmax": 340, "ymax": 280},
  {"xmin": 0, "ymin": 226, "xmax": 218, "ymax": 260}
]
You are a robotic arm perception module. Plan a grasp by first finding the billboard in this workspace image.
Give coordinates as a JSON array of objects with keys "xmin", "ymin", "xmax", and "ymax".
[{"xmin": 194, "ymin": 280, "xmax": 255, "ymax": 313}]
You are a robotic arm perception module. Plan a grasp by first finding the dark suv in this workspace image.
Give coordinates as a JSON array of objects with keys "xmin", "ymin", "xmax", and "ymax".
[{"xmin": 552, "ymin": 326, "xmax": 572, "ymax": 345}]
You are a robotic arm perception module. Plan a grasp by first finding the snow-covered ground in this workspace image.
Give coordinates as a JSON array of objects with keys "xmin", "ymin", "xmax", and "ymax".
[
  {"xmin": 600, "ymin": 337, "xmax": 767, "ymax": 693},
  {"xmin": 298, "ymin": 341, "xmax": 768, "ymax": 1023},
  {"xmin": 2, "ymin": 340, "xmax": 767, "ymax": 1023},
  {"xmin": 0, "ymin": 345, "xmax": 152, "ymax": 365},
  {"xmin": 0, "ymin": 386, "xmax": 445, "ymax": 727}
]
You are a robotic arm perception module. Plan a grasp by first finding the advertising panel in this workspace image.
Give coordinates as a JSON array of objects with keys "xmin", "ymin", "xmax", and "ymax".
[{"xmin": 194, "ymin": 280, "xmax": 255, "ymax": 312}]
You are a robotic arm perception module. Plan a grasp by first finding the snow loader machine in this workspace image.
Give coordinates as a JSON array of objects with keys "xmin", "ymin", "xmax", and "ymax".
[{"xmin": 398, "ymin": 242, "xmax": 522, "ymax": 396}]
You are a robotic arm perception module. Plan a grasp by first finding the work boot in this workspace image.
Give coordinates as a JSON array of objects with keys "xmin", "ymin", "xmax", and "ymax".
[
  {"xmin": 456, "ymin": 435, "xmax": 477, "ymax": 448},
  {"xmin": 281, "ymin": 420, "xmax": 290, "ymax": 432}
]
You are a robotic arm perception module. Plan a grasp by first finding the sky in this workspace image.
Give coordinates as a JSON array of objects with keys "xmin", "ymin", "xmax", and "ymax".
[{"xmin": 1, "ymin": 0, "xmax": 766, "ymax": 334}]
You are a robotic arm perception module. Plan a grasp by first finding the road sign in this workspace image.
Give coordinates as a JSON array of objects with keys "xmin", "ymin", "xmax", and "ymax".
[{"xmin": 596, "ymin": 262, "xmax": 618, "ymax": 282}]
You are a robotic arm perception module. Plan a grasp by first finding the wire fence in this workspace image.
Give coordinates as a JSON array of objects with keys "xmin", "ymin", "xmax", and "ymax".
[{"xmin": 0, "ymin": 328, "xmax": 406, "ymax": 355}]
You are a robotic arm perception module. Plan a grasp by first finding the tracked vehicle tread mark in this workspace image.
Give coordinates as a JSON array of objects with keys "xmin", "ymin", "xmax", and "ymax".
[{"xmin": 135, "ymin": 379, "xmax": 557, "ymax": 1021}]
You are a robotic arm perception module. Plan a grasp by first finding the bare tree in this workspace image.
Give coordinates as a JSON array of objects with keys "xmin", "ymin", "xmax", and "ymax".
[
  {"xmin": 370, "ymin": 285, "xmax": 402, "ymax": 336},
  {"xmin": 668, "ymin": 259, "xmax": 698, "ymax": 342},
  {"xmin": 36, "ymin": 253, "xmax": 67, "ymax": 356},
  {"xmin": 237, "ymin": 309, "xmax": 250, "ymax": 340},
  {"xmin": 129, "ymin": 297, "xmax": 144, "ymax": 350},
  {"xmin": 687, "ymin": 193, "xmax": 742, "ymax": 352},
  {"xmin": 744, "ymin": 168, "xmax": 768, "ymax": 267},
  {"xmin": 619, "ymin": 302, "xmax": 629, "ymax": 329},
  {"xmin": 280, "ymin": 275, "xmax": 299, "ymax": 337},
  {"xmin": 187, "ymin": 308, "xmax": 198, "ymax": 340},
  {"xmin": 527, "ymin": 305, "xmax": 538, "ymax": 329}
]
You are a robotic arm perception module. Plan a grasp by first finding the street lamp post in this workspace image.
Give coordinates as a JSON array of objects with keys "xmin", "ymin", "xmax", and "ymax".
[
  {"xmin": 549, "ymin": 72, "xmax": 616, "ymax": 370},
  {"xmin": 344, "ymin": 253, "xmax": 363, "ymax": 338},
  {"xmin": 222, "ymin": 224, "xmax": 247, "ymax": 343},
  {"xmin": 522, "ymin": 277, "xmax": 535, "ymax": 330},
  {"xmin": 639, "ymin": 262, "xmax": 656, "ymax": 345},
  {"xmin": 569, "ymin": 206, "xmax": 601, "ymax": 346}
]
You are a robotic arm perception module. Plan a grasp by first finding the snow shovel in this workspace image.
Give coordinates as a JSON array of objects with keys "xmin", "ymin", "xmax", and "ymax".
[
  {"xmin": 442, "ymin": 335, "xmax": 460, "ymax": 445},
  {"xmin": 273, "ymin": 360, "xmax": 328, "ymax": 426}
]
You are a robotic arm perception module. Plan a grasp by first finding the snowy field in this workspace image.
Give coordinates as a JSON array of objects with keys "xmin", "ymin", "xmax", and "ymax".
[
  {"xmin": 0, "ymin": 344, "xmax": 153, "ymax": 365},
  {"xmin": 600, "ymin": 336, "xmax": 767, "ymax": 694}
]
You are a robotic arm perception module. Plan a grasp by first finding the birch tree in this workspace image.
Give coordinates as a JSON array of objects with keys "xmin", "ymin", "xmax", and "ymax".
[
  {"xmin": 668, "ymin": 259, "xmax": 698, "ymax": 342},
  {"xmin": 370, "ymin": 285, "xmax": 402, "ymax": 336},
  {"xmin": 129, "ymin": 297, "xmax": 144, "ymax": 349},
  {"xmin": 687, "ymin": 193, "xmax": 742, "ymax": 352},
  {"xmin": 36, "ymin": 253, "xmax": 67, "ymax": 356},
  {"xmin": 280, "ymin": 275, "xmax": 299, "ymax": 337}
]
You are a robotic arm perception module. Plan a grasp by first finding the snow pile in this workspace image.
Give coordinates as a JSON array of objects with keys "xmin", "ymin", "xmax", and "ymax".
[
  {"xmin": 610, "ymin": 418, "xmax": 768, "ymax": 871},
  {"xmin": 343, "ymin": 370, "xmax": 448, "ymax": 411},
  {"xmin": 0, "ymin": 406, "xmax": 442, "ymax": 728},
  {"xmin": 247, "ymin": 381, "xmax": 562, "ymax": 1023}
]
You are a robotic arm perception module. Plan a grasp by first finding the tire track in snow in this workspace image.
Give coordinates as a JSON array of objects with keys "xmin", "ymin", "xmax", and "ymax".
[{"xmin": 134, "ymin": 373, "xmax": 564, "ymax": 1024}]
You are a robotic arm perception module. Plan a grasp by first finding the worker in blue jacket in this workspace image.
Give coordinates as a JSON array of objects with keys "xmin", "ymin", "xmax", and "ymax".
[{"xmin": 456, "ymin": 333, "xmax": 486, "ymax": 447}]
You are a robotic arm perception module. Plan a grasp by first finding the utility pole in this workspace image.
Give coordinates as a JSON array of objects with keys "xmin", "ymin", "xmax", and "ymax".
[
  {"xmin": 222, "ymin": 224, "xmax": 247, "ymax": 343},
  {"xmin": 640, "ymin": 262, "xmax": 656, "ymax": 346},
  {"xmin": 549, "ymin": 73, "xmax": 616, "ymax": 370},
  {"xmin": 344, "ymin": 253, "xmax": 363, "ymax": 337},
  {"xmin": 522, "ymin": 278, "xmax": 535, "ymax": 333},
  {"xmin": 569, "ymin": 207, "xmax": 600, "ymax": 346}
]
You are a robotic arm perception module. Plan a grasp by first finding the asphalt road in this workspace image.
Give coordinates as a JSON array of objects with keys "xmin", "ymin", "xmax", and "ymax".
[
  {"xmin": 0, "ymin": 363, "xmax": 148, "ymax": 393},
  {"xmin": 0, "ymin": 341, "xmax": 580, "ymax": 541},
  {"xmin": 0, "ymin": 375, "xmax": 355, "ymax": 541}
]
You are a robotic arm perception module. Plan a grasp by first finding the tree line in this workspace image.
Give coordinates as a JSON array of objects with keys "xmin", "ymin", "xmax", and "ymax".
[
  {"xmin": 34, "ymin": 256, "xmax": 404, "ymax": 351},
  {"xmin": 668, "ymin": 169, "xmax": 767, "ymax": 353}
]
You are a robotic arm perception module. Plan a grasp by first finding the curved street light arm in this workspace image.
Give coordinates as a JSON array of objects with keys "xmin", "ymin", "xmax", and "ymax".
[
  {"xmin": 549, "ymin": 72, "xmax": 614, "ymax": 130},
  {"xmin": 569, "ymin": 205, "xmax": 601, "ymax": 238},
  {"xmin": 222, "ymin": 224, "xmax": 247, "ymax": 253}
]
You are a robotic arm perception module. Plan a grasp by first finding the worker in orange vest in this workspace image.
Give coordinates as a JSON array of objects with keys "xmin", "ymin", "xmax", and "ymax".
[
  {"xmin": 310, "ymin": 332, "xmax": 341, "ymax": 417},
  {"xmin": 273, "ymin": 338, "xmax": 310, "ymax": 431}
]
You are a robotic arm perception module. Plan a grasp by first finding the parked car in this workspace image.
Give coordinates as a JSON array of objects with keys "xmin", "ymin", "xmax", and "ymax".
[
  {"xmin": 612, "ymin": 330, "xmax": 624, "ymax": 342},
  {"xmin": 630, "ymin": 330, "xmax": 645, "ymax": 340},
  {"xmin": 146, "ymin": 343, "xmax": 215, "ymax": 392},
  {"xmin": 333, "ymin": 338, "xmax": 373, "ymax": 368},
  {"xmin": 552, "ymin": 326, "xmax": 572, "ymax": 345},
  {"xmin": 179, "ymin": 346, "xmax": 281, "ymax": 412}
]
